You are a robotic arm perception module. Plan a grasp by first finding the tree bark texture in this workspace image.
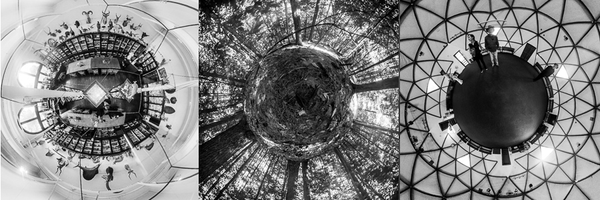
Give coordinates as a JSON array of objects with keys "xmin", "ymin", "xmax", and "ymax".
[{"xmin": 285, "ymin": 160, "xmax": 301, "ymax": 200}]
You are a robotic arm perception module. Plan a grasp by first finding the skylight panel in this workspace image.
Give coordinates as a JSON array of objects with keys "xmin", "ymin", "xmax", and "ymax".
[
  {"xmin": 540, "ymin": 146, "xmax": 554, "ymax": 160},
  {"xmin": 458, "ymin": 155, "xmax": 470, "ymax": 167},
  {"xmin": 427, "ymin": 78, "xmax": 439, "ymax": 93},
  {"xmin": 556, "ymin": 65, "xmax": 569, "ymax": 79}
]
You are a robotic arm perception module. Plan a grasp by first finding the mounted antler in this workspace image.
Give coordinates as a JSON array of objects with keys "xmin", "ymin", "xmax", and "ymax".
[
  {"xmin": 47, "ymin": 38, "xmax": 58, "ymax": 47},
  {"xmin": 82, "ymin": 11, "xmax": 93, "ymax": 24},
  {"xmin": 107, "ymin": 21, "xmax": 114, "ymax": 32},
  {"xmin": 101, "ymin": 10, "xmax": 110, "ymax": 24},
  {"xmin": 130, "ymin": 23, "xmax": 142, "ymax": 31},
  {"xmin": 114, "ymin": 24, "xmax": 123, "ymax": 34},
  {"xmin": 140, "ymin": 32, "xmax": 149, "ymax": 40},
  {"xmin": 60, "ymin": 22, "xmax": 68, "ymax": 30},
  {"xmin": 123, "ymin": 15, "xmax": 133, "ymax": 27},
  {"xmin": 114, "ymin": 14, "xmax": 121, "ymax": 24},
  {"xmin": 45, "ymin": 27, "xmax": 57, "ymax": 37},
  {"xmin": 82, "ymin": 24, "xmax": 94, "ymax": 33}
]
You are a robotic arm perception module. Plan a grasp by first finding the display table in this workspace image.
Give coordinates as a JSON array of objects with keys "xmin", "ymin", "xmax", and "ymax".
[
  {"xmin": 61, "ymin": 110, "xmax": 125, "ymax": 128},
  {"xmin": 67, "ymin": 57, "xmax": 120, "ymax": 74}
]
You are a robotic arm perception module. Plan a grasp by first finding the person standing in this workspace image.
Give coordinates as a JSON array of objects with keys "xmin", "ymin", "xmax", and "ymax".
[
  {"xmin": 468, "ymin": 34, "xmax": 487, "ymax": 73},
  {"xmin": 485, "ymin": 25, "xmax": 500, "ymax": 67},
  {"xmin": 533, "ymin": 63, "xmax": 559, "ymax": 81}
]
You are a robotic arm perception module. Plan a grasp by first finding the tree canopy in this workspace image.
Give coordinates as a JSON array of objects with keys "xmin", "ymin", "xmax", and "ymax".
[{"xmin": 200, "ymin": 0, "xmax": 399, "ymax": 199}]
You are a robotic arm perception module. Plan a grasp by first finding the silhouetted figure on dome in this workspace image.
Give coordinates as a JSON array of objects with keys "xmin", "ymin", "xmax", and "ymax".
[
  {"xmin": 56, "ymin": 157, "xmax": 67, "ymax": 175},
  {"xmin": 468, "ymin": 34, "xmax": 487, "ymax": 73},
  {"xmin": 485, "ymin": 25, "xmax": 500, "ymax": 67},
  {"xmin": 74, "ymin": 163, "xmax": 100, "ymax": 181},
  {"xmin": 441, "ymin": 70, "xmax": 463, "ymax": 85},
  {"xmin": 533, "ymin": 63, "xmax": 558, "ymax": 82},
  {"xmin": 103, "ymin": 166, "xmax": 114, "ymax": 190},
  {"xmin": 125, "ymin": 164, "xmax": 137, "ymax": 180}
]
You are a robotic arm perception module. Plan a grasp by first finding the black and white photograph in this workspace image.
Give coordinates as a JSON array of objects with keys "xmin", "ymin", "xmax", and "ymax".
[
  {"xmin": 397, "ymin": 0, "xmax": 600, "ymax": 199},
  {"xmin": 4, "ymin": 0, "xmax": 599, "ymax": 200},
  {"xmin": 199, "ymin": 0, "xmax": 400, "ymax": 199},
  {"xmin": 1, "ymin": 0, "xmax": 198, "ymax": 199}
]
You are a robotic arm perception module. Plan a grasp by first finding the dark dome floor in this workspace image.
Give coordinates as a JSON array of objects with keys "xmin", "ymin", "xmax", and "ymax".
[{"xmin": 452, "ymin": 53, "xmax": 548, "ymax": 148}]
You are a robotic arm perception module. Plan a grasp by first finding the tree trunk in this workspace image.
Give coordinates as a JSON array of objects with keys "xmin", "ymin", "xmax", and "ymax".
[
  {"xmin": 352, "ymin": 76, "xmax": 399, "ymax": 94},
  {"xmin": 215, "ymin": 146, "xmax": 261, "ymax": 199},
  {"xmin": 285, "ymin": 160, "xmax": 301, "ymax": 200},
  {"xmin": 201, "ymin": 141, "xmax": 255, "ymax": 197},
  {"xmin": 340, "ymin": 142, "xmax": 386, "ymax": 200},
  {"xmin": 333, "ymin": 147, "xmax": 368, "ymax": 199},
  {"xmin": 308, "ymin": 0, "xmax": 321, "ymax": 41},
  {"xmin": 289, "ymin": 0, "xmax": 303, "ymax": 45},
  {"xmin": 199, "ymin": 118, "xmax": 252, "ymax": 182},
  {"xmin": 254, "ymin": 156, "xmax": 280, "ymax": 199},
  {"xmin": 199, "ymin": 110, "xmax": 244, "ymax": 134},
  {"xmin": 302, "ymin": 160, "xmax": 311, "ymax": 200}
]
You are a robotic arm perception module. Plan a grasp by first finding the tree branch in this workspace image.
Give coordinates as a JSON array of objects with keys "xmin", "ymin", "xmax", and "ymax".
[
  {"xmin": 199, "ymin": 110, "xmax": 244, "ymax": 134},
  {"xmin": 199, "ymin": 71, "xmax": 246, "ymax": 87},
  {"xmin": 344, "ymin": 8, "xmax": 398, "ymax": 57},
  {"xmin": 352, "ymin": 76, "xmax": 399, "ymax": 94},
  {"xmin": 353, "ymin": 120, "xmax": 399, "ymax": 134},
  {"xmin": 351, "ymin": 51, "xmax": 399, "ymax": 76},
  {"xmin": 220, "ymin": 23, "xmax": 263, "ymax": 59}
]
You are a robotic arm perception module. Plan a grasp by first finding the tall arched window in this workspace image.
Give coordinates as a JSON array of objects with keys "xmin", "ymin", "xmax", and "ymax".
[
  {"xmin": 17, "ymin": 102, "xmax": 57, "ymax": 134},
  {"xmin": 17, "ymin": 62, "xmax": 53, "ymax": 89}
]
